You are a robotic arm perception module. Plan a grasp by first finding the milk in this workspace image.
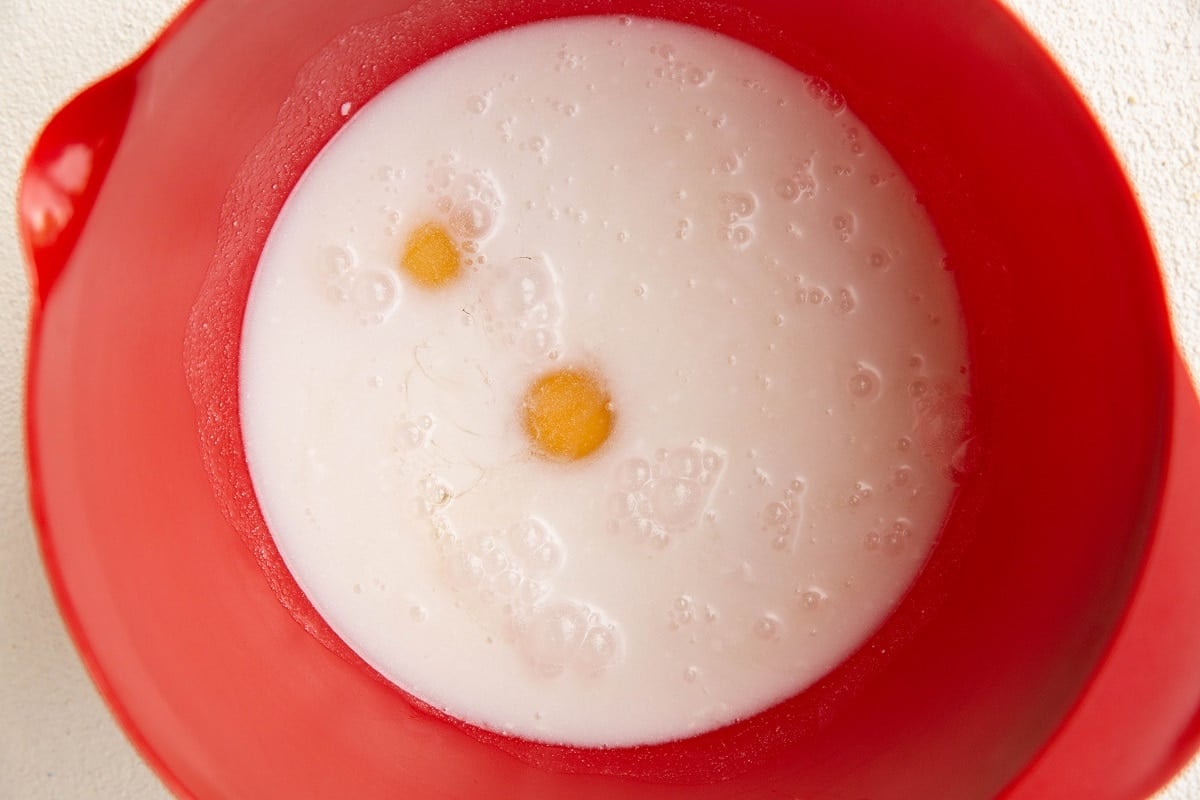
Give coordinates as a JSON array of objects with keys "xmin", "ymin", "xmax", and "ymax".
[{"xmin": 240, "ymin": 16, "xmax": 970, "ymax": 747}]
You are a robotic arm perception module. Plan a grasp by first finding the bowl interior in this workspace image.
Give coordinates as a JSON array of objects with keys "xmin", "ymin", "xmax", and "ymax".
[{"xmin": 24, "ymin": 0, "xmax": 1173, "ymax": 797}]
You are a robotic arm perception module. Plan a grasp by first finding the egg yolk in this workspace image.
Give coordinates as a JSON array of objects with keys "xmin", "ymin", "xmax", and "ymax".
[
  {"xmin": 401, "ymin": 222, "xmax": 461, "ymax": 287},
  {"xmin": 522, "ymin": 368, "xmax": 614, "ymax": 461}
]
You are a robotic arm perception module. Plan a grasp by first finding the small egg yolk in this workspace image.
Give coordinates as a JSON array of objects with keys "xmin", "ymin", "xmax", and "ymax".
[
  {"xmin": 401, "ymin": 222, "xmax": 461, "ymax": 288},
  {"xmin": 522, "ymin": 368, "xmax": 614, "ymax": 462}
]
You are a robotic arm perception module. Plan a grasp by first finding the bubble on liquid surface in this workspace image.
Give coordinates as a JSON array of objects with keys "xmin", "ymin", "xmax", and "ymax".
[
  {"xmin": 798, "ymin": 587, "xmax": 827, "ymax": 609},
  {"xmin": 349, "ymin": 269, "xmax": 400, "ymax": 322},
  {"xmin": 869, "ymin": 247, "xmax": 892, "ymax": 269},
  {"xmin": 467, "ymin": 94, "xmax": 489, "ymax": 114},
  {"xmin": 848, "ymin": 365, "xmax": 881, "ymax": 401},
  {"xmin": 523, "ymin": 601, "xmax": 590, "ymax": 676},
  {"xmin": 754, "ymin": 613, "xmax": 783, "ymax": 641},
  {"xmin": 890, "ymin": 465, "xmax": 913, "ymax": 488},
  {"xmin": 715, "ymin": 152, "xmax": 742, "ymax": 175},
  {"xmin": 686, "ymin": 66, "xmax": 711, "ymax": 87},
  {"xmin": 577, "ymin": 624, "xmax": 622, "ymax": 673}
]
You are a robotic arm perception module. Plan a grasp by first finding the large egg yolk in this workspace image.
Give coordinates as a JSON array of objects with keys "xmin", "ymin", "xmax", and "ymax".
[
  {"xmin": 401, "ymin": 222, "xmax": 461, "ymax": 288},
  {"xmin": 522, "ymin": 368, "xmax": 614, "ymax": 462}
]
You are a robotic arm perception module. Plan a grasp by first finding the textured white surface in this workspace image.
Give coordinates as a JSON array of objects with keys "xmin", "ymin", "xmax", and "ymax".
[{"xmin": 0, "ymin": 1, "xmax": 1195, "ymax": 798}]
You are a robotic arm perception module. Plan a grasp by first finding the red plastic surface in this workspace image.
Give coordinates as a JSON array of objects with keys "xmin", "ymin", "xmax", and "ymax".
[{"xmin": 19, "ymin": 0, "xmax": 1200, "ymax": 798}]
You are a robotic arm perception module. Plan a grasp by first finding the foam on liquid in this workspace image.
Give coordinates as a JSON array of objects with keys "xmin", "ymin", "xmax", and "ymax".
[{"xmin": 240, "ymin": 16, "xmax": 971, "ymax": 747}]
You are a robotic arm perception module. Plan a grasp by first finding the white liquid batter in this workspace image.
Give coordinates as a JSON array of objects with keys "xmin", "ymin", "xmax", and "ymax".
[{"xmin": 240, "ymin": 16, "xmax": 970, "ymax": 746}]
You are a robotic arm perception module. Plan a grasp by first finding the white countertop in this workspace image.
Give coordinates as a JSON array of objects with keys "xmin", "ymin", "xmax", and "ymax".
[{"xmin": 1, "ymin": 1, "xmax": 1196, "ymax": 797}]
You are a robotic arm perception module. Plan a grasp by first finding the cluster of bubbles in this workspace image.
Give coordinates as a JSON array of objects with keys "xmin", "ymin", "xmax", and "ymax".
[
  {"xmin": 433, "ymin": 512, "xmax": 624, "ymax": 677},
  {"xmin": 650, "ymin": 42, "xmax": 713, "ymax": 89},
  {"xmin": 496, "ymin": 115, "xmax": 516, "ymax": 145},
  {"xmin": 667, "ymin": 593, "xmax": 720, "ymax": 630},
  {"xmin": 439, "ymin": 517, "xmax": 561, "ymax": 609},
  {"xmin": 844, "ymin": 124, "xmax": 867, "ymax": 157},
  {"xmin": 864, "ymin": 518, "xmax": 916, "ymax": 554},
  {"xmin": 524, "ymin": 600, "xmax": 622, "ymax": 677},
  {"xmin": 555, "ymin": 46, "xmax": 586, "ymax": 73},
  {"xmin": 544, "ymin": 97, "xmax": 581, "ymax": 118},
  {"xmin": 667, "ymin": 594, "xmax": 789, "ymax": 647},
  {"xmin": 316, "ymin": 244, "xmax": 402, "ymax": 325},
  {"xmin": 520, "ymin": 134, "xmax": 552, "ymax": 166},
  {"xmin": 832, "ymin": 212, "xmax": 856, "ymax": 243},
  {"xmin": 477, "ymin": 255, "xmax": 564, "ymax": 361},
  {"xmin": 762, "ymin": 477, "xmax": 806, "ymax": 551},
  {"xmin": 692, "ymin": 104, "xmax": 729, "ymax": 130},
  {"xmin": 774, "ymin": 159, "xmax": 818, "ymax": 203},
  {"xmin": 794, "ymin": 282, "xmax": 857, "ymax": 314},
  {"xmin": 608, "ymin": 443, "xmax": 725, "ymax": 547},
  {"xmin": 805, "ymin": 75, "xmax": 847, "ymax": 114},
  {"xmin": 847, "ymin": 480, "xmax": 874, "ymax": 509},
  {"xmin": 718, "ymin": 191, "xmax": 757, "ymax": 250},
  {"xmin": 425, "ymin": 155, "xmax": 503, "ymax": 254}
]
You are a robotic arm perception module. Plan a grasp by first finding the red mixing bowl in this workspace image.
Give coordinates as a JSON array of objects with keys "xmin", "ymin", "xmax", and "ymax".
[{"xmin": 19, "ymin": 0, "xmax": 1200, "ymax": 798}]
